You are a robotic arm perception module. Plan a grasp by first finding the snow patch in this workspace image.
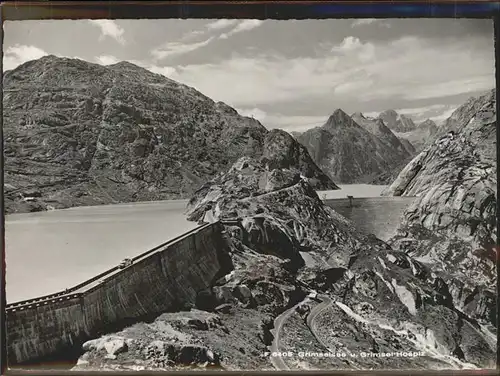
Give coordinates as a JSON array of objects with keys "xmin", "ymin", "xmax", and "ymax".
[
  {"xmin": 386, "ymin": 254, "xmax": 397, "ymax": 264},
  {"xmin": 408, "ymin": 260, "xmax": 419, "ymax": 276},
  {"xmin": 374, "ymin": 271, "xmax": 395, "ymax": 293},
  {"xmin": 335, "ymin": 301, "xmax": 369, "ymax": 324},
  {"xmin": 391, "ymin": 279, "xmax": 417, "ymax": 315},
  {"xmin": 377, "ymin": 256, "xmax": 387, "ymax": 269}
]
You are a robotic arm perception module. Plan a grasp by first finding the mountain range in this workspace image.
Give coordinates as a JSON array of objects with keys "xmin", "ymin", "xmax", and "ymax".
[
  {"xmin": 3, "ymin": 56, "xmax": 336, "ymax": 214},
  {"xmin": 4, "ymin": 56, "xmax": 452, "ymax": 212},
  {"xmin": 296, "ymin": 109, "xmax": 415, "ymax": 184}
]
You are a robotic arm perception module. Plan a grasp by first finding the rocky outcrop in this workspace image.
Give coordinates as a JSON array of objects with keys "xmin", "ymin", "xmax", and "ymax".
[
  {"xmin": 72, "ymin": 120, "xmax": 495, "ymax": 370},
  {"xmin": 351, "ymin": 112, "xmax": 412, "ymax": 157},
  {"xmin": 379, "ymin": 110, "xmax": 417, "ymax": 133},
  {"xmin": 350, "ymin": 112, "xmax": 417, "ymax": 184},
  {"xmin": 296, "ymin": 109, "xmax": 413, "ymax": 184},
  {"xmin": 394, "ymin": 119, "xmax": 438, "ymax": 152},
  {"xmin": 383, "ymin": 89, "xmax": 497, "ymax": 327},
  {"xmin": 384, "ymin": 90, "xmax": 496, "ymax": 248},
  {"xmin": 418, "ymin": 119, "xmax": 438, "ymax": 134},
  {"xmin": 3, "ymin": 56, "xmax": 335, "ymax": 214},
  {"xmin": 182, "ymin": 132, "xmax": 495, "ymax": 369},
  {"xmin": 398, "ymin": 137, "xmax": 417, "ymax": 155},
  {"xmin": 438, "ymin": 92, "xmax": 496, "ymax": 137}
]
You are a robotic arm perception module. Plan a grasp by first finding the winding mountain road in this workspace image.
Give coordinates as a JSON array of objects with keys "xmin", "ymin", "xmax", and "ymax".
[
  {"xmin": 270, "ymin": 295, "xmax": 335, "ymax": 370},
  {"xmin": 270, "ymin": 298, "xmax": 310, "ymax": 370},
  {"xmin": 306, "ymin": 295, "xmax": 333, "ymax": 331}
]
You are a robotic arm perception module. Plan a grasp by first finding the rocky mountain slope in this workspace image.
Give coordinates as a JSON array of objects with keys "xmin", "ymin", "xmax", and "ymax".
[
  {"xmin": 351, "ymin": 112, "xmax": 416, "ymax": 156},
  {"xmin": 383, "ymin": 89, "xmax": 497, "ymax": 334},
  {"xmin": 296, "ymin": 109, "xmax": 413, "ymax": 184},
  {"xmin": 75, "ymin": 128, "xmax": 495, "ymax": 371},
  {"xmin": 394, "ymin": 119, "xmax": 438, "ymax": 152},
  {"xmin": 379, "ymin": 109, "xmax": 417, "ymax": 133},
  {"xmin": 3, "ymin": 56, "xmax": 336, "ymax": 214}
]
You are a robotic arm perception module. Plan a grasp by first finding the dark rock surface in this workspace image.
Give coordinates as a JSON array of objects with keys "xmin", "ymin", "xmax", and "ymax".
[
  {"xmin": 296, "ymin": 109, "xmax": 413, "ymax": 184},
  {"xmin": 383, "ymin": 89, "xmax": 497, "ymax": 329},
  {"xmin": 3, "ymin": 56, "xmax": 335, "ymax": 214}
]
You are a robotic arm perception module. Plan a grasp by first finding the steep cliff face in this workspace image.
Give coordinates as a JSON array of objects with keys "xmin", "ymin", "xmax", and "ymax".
[
  {"xmin": 297, "ymin": 110, "xmax": 412, "ymax": 184},
  {"xmin": 3, "ymin": 56, "xmax": 335, "ymax": 214},
  {"xmin": 384, "ymin": 89, "xmax": 497, "ymax": 327},
  {"xmin": 438, "ymin": 91, "xmax": 496, "ymax": 137}
]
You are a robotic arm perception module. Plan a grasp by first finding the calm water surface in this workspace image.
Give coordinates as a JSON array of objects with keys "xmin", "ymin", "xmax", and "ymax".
[
  {"xmin": 5, "ymin": 185, "xmax": 389, "ymax": 303},
  {"xmin": 317, "ymin": 184, "xmax": 388, "ymax": 199},
  {"xmin": 5, "ymin": 200, "xmax": 197, "ymax": 303}
]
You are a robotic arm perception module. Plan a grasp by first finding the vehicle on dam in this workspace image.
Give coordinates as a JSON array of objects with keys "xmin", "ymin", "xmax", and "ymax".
[{"xmin": 119, "ymin": 258, "xmax": 133, "ymax": 269}]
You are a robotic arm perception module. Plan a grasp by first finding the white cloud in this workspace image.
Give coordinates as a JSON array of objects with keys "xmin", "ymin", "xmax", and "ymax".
[
  {"xmin": 351, "ymin": 19, "xmax": 378, "ymax": 27},
  {"xmin": 3, "ymin": 44, "xmax": 48, "ymax": 71},
  {"xmin": 334, "ymin": 80, "xmax": 374, "ymax": 95},
  {"xmin": 430, "ymin": 107, "xmax": 458, "ymax": 124},
  {"xmin": 152, "ymin": 34, "xmax": 492, "ymax": 111},
  {"xmin": 219, "ymin": 20, "xmax": 264, "ymax": 39},
  {"xmin": 92, "ymin": 55, "xmax": 177, "ymax": 78},
  {"xmin": 89, "ymin": 20, "xmax": 125, "ymax": 45},
  {"xmin": 393, "ymin": 104, "xmax": 448, "ymax": 116},
  {"xmin": 404, "ymin": 77, "xmax": 494, "ymax": 101},
  {"xmin": 365, "ymin": 104, "xmax": 460, "ymax": 124},
  {"xmin": 231, "ymin": 19, "xmax": 264, "ymax": 33},
  {"xmin": 331, "ymin": 36, "xmax": 375, "ymax": 62},
  {"xmin": 351, "ymin": 18, "xmax": 391, "ymax": 28},
  {"xmin": 95, "ymin": 55, "xmax": 120, "ymax": 65},
  {"xmin": 148, "ymin": 64, "xmax": 177, "ymax": 77},
  {"xmin": 206, "ymin": 19, "xmax": 239, "ymax": 30},
  {"xmin": 237, "ymin": 107, "xmax": 268, "ymax": 120},
  {"xmin": 237, "ymin": 107, "xmax": 326, "ymax": 131},
  {"xmin": 150, "ymin": 19, "xmax": 263, "ymax": 61},
  {"xmin": 151, "ymin": 37, "xmax": 214, "ymax": 60}
]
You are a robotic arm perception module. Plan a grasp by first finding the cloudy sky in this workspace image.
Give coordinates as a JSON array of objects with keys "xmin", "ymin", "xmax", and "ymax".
[{"xmin": 3, "ymin": 18, "xmax": 495, "ymax": 132}]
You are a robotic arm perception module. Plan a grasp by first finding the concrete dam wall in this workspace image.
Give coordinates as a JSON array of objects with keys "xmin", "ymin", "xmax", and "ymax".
[
  {"xmin": 323, "ymin": 197, "xmax": 416, "ymax": 241},
  {"xmin": 6, "ymin": 222, "xmax": 226, "ymax": 365}
]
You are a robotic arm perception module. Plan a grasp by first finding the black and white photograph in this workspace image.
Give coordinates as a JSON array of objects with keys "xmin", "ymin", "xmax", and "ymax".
[{"xmin": 2, "ymin": 16, "xmax": 497, "ymax": 371}]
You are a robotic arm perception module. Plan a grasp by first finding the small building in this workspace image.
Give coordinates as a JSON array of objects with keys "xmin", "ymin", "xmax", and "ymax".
[{"xmin": 308, "ymin": 291, "xmax": 318, "ymax": 299}]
